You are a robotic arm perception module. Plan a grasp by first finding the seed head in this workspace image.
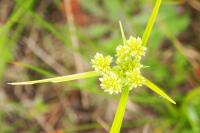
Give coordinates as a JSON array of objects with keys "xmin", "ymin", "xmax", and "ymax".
[
  {"xmin": 100, "ymin": 72, "xmax": 122, "ymax": 94},
  {"xmin": 91, "ymin": 53, "xmax": 112, "ymax": 73},
  {"xmin": 91, "ymin": 36, "xmax": 146, "ymax": 94}
]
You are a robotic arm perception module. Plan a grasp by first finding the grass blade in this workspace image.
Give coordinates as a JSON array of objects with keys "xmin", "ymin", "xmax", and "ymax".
[
  {"xmin": 119, "ymin": 21, "xmax": 126, "ymax": 45},
  {"xmin": 142, "ymin": 0, "xmax": 162, "ymax": 46},
  {"xmin": 8, "ymin": 71, "xmax": 99, "ymax": 85},
  {"xmin": 12, "ymin": 61, "xmax": 56, "ymax": 78},
  {"xmin": 144, "ymin": 77, "xmax": 176, "ymax": 104}
]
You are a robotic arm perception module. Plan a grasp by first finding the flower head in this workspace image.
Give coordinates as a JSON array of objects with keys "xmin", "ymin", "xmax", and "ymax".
[
  {"xmin": 91, "ymin": 53, "xmax": 112, "ymax": 73},
  {"xmin": 127, "ymin": 36, "xmax": 146, "ymax": 57},
  {"xmin": 91, "ymin": 36, "xmax": 146, "ymax": 94},
  {"xmin": 100, "ymin": 72, "xmax": 122, "ymax": 94},
  {"xmin": 126, "ymin": 69, "xmax": 145, "ymax": 89}
]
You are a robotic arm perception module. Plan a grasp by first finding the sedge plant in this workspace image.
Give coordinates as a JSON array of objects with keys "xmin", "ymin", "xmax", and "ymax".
[{"xmin": 9, "ymin": 0, "xmax": 176, "ymax": 132}]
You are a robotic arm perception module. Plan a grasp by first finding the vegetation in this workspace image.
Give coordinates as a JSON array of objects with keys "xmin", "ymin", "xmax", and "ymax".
[{"xmin": 1, "ymin": 0, "xmax": 200, "ymax": 132}]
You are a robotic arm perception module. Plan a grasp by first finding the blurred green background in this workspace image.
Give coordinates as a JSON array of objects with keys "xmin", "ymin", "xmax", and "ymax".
[{"xmin": 0, "ymin": 0, "xmax": 200, "ymax": 132}]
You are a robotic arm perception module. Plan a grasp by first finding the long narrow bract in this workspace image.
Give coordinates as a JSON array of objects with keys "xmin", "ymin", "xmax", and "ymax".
[{"xmin": 8, "ymin": 71, "xmax": 98, "ymax": 85}]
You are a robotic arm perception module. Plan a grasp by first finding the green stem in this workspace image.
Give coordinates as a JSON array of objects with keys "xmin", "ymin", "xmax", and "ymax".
[
  {"xmin": 109, "ymin": 0, "xmax": 163, "ymax": 132},
  {"xmin": 110, "ymin": 87, "xmax": 130, "ymax": 133},
  {"xmin": 142, "ymin": 0, "xmax": 162, "ymax": 46}
]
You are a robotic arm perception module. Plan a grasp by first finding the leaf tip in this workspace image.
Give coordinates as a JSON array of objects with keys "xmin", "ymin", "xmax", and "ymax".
[
  {"xmin": 7, "ymin": 82, "xmax": 33, "ymax": 85},
  {"xmin": 118, "ymin": 20, "xmax": 126, "ymax": 45},
  {"xmin": 170, "ymin": 99, "xmax": 176, "ymax": 104},
  {"xmin": 7, "ymin": 82, "xmax": 14, "ymax": 85}
]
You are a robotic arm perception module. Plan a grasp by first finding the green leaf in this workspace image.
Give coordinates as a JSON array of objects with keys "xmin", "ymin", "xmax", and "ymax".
[
  {"xmin": 182, "ymin": 87, "xmax": 200, "ymax": 132},
  {"xmin": 159, "ymin": 5, "xmax": 189, "ymax": 36},
  {"xmin": 144, "ymin": 78, "xmax": 176, "ymax": 104},
  {"xmin": 149, "ymin": 4, "xmax": 190, "ymax": 51},
  {"xmin": 13, "ymin": 62, "xmax": 56, "ymax": 78},
  {"xmin": 0, "ymin": 0, "xmax": 34, "ymax": 79},
  {"xmin": 119, "ymin": 21, "xmax": 126, "ymax": 45},
  {"xmin": 31, "ymin": 12, "xmax": 69, "ymax": 45},
  {"xmin": 173, "ymin": 52, "xmax": 187, "ymax": 84},
  {"xmin": 8, "ymin": 71, "xmax": 99, "ymax": 85},
  {"xmin": 142, "ymin": 0, "xmax": 162, "ymax": 46},
  {"xmin": 186, "ymin": 105, "xmax": 200, "ymax": 132}
]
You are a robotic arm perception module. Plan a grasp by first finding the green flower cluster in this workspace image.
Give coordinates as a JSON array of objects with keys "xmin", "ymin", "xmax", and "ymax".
[{"xmin": 91, "ymin": 36, "xmax": 146, "ymax": 94}]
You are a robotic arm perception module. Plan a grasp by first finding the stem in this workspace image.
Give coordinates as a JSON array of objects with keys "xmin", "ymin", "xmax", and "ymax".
[
  {"xmin": 142, "ymin": 0, "xmax": 162, "ymax": 46},
  {"xmin": 109, "ymin": 0, "xmax": 163, "ymax": 132},
  {"xmin": 110, "ymin": 87, "xmax": 130, "ymax": 133}
]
